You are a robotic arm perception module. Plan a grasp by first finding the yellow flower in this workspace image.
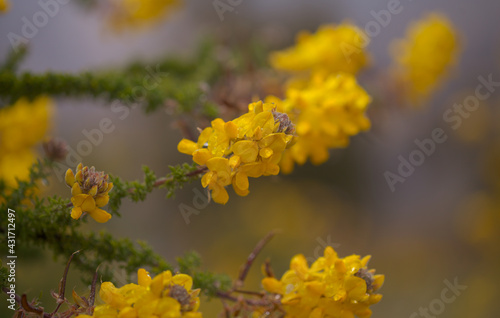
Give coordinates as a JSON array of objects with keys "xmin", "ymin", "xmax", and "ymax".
[
  {"xmin": 0, "ymin": 0, "xmax": 9, "ymax": 12},
  {"xmin": 267, "ymin": 72, "xmax": 371, "ymax": 173},
  {"xmin": 262, "ymin": 246, "xmax": 384, "ymax": 318},
  {"xmin": 391, "ymin": 12, "xmax": 459, "ymax": 103},
  {"xmin": 0, "ymin": 96, "xmax": 54, "ymax": 187},
  {"xmin": 108, "ymin": 0, "xmax": 181, "ymax": 30},
  {"xmin": 88, "ymin": 269, "xmax": 202, "ymax": 318},
  {"xmin": 65, "ymin": 163, "xmax": 113, "ymax": 223},
  {"xmin": 270, "ymin": 23, "xmax": 369, "ymax": 75},
  {"xmin": 178, "ymin": 101, "xmax": 296, "ymax": 204}
]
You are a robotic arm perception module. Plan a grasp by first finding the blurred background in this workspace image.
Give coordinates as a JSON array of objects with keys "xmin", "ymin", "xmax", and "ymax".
[{"xmin": 1, "ymin": 0, "xmax": 500, "ymax": 317}]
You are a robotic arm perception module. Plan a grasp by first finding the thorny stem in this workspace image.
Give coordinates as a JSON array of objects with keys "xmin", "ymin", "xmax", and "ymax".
[
  {"xmin": 51, "ymin": 251, "xmax": 80, "ymax": 315},
  {"xmin": 235, "ymin": 230, "xmax": 278, "ymax": 288},
  {"xmin": 66, "ymin": 166, "xmax": 209, "ymax": 207}
]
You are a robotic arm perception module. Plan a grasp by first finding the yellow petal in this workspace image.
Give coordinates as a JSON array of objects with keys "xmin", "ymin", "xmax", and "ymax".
[
  {"xmin": 150, "ymin": 271, "xmax": 173, "ymax": 297},
  {"xmin": 211, "ymin": 184, "xmax": 229, "ymax": 204},
  {"xmin": 88, "ymin": 185, "xmax": 98, "ymax": 197},
  {"xmin": 100, "ymin": 282, "xmax": 126, "ymax": 309},
  {"xmin": 206, "ymin": 157, "xmax": 229, "ymax": 172},
  {"xmin": 71, "ymin": 194, "xmax": 96, "ymax": 212},
  {"xmin": 76, "ymin": 163, "xmax": 83, "ymax": 172},
  {"xmin": 70, "ymin": 207, "xmax": 83, "ymax": 220},
  {"xmin": 229, "ymin": 155, "xmax": 241, "ymax": 169},
  {"xmin": 232, "ymin": 140, "xmax": 258, "ymax": 163},
  {"xmin": 224, "ymin": 121, "xmax": 238, "ymax": 139},
  {"xmin": 197, "ymin": 127, "xmax": 213, "ymax": 147},
  {"xmin": 259, "ymin": 147, "xmax": 273, "ymax": 159},
  {"xmin": 155, "ymin": 297, "xmax": 180, "ymax": 316},
  {"xmin": 193, "ymin": 149, "xmax": 212, "ymax": 165},
  {"xmin": 172, "ymin": 274, "xmax": 193, "ymax": 291},
  {"xmin": 234, "ymin": 172, "xmax": 249, "ymax": 191},
  {"xmin": 107, "ymin": 182, "xmax": 114, "ymax": 192},
  {"xmin": 75, "ymin": 170, "xmax": 83, "ymax": 183},
  {"xmin": 88, "ymin": 208, "xmax": 112, "ymax": 223},
  {"xmin": 71, "ymin": 183, "xmax": 82, "ymax": 196},
  {"xmin": 178, "ymin": 139, "xmax": 199, "ymax": 155},
  {"xmin": 201, "ymin": 171, "xmax": 215, "ymax": 188},
  {"xmin": 261, "ymin": 277, "xmax": 282, "ymax": 294},
  {"xmin": 137, "ymin": 268, "xmax": 152, "ymax": 287},
  {"xmin": 95, "ymin": 194, "xmax": 110, "ymax": 207},
  {"xmin": 118, "ymin": 306, "xmax": 137, "ymax": 318},
  {"xmin": 65, "ymin": 169, "xmax": 75, "ymax": 187}
]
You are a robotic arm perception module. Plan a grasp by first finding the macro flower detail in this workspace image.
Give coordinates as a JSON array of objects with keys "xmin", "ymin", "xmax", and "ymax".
[
  {"xmin": 267, "ymin": 72, "xmax": 371, "ymax": 173},
  {"xmin": 391, "ymin": 12, "xmax": 459, "ymax": 102},
  {"xmin": 262, "ymin": 246, "xmax": 384, "ymax": 318},
  {"xmin": 270, "ymin": 23, "xmax": 369, "ymax": 75},
  {"xmin": 78, "ymin": 269, "xmax": 202, "ymax": 318},
  {"xmin": 178, "ymin": 101, "xmax": 296, "ymax": 204},
  {"xmin": 0, "ymin": 96, "xmax": 54, "ymax": 187},
  {"xmin": 65, "ymin": 163, "xmax": 113, "ymax": 223}
]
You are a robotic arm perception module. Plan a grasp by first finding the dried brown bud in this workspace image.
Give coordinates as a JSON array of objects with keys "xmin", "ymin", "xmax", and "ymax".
[
  {"xmin": 43, "ymin": 138, "xmax": 68, "ymax": 161},
  {"xmin": 272, "ymin": 110, "xmax": 295, "ymax": 135}
]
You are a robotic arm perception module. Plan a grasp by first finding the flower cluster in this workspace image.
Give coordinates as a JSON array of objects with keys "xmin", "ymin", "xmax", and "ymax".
[
  {"xmin": 178, "ymin": 101, "xmax": 296, "ymax": 204},
  {"xmin": 0, "ymin": 96, "xmax": 54, "ymax": 187},
  {"xmin": 78, "ymin": 269, "xmax": 202, "ymax": 318},
  {"xmin": 270, "ymin": 23, "xmax": 369, "ymax": 75},
  {"xmin": 391, "ymin": 13, "xmax": 459, "ymax": 102},
  {"xmin": 266, "ymin": 72, "xmax": 371, "ymax": 173},
  {"xmin": 262, "ymin": 246, "xmax": 384, "ymax": 318},
  {"xmin": 65, "ymin": 163, "xmax": 113, "ymax": 223},
  {"xmin": 108, "ymin": 0, "xmax": 181, "ymax": 29}
]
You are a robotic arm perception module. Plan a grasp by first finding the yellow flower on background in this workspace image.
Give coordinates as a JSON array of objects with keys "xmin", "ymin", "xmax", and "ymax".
[
  {"xmin": 79, "ymin": 268, "xmax": 202, "ymax": 318},
  {"xmin": 262, "ymin": 246, "xmax": 384, "ymax": 318},
  {"xmin": 178, "ymin": 101, "xmax": 296, "ymax": 204},
  {"xmin": 108, "ymin": 0, "xmax": 181, "ymax": 30},
  {"xmin": 267, "ymin": 72, "xmax": 371, "ymax": 174},
  {"xmin": 65, "ymin": 163, "xmax": 113, "ymax": 223},
  {"xmin": 0, "ymin": 0, "xmax": 9, "ymax": 13},
  {"xmin": 270, "ymin": 23, "xmax": 369, "ymax": 75},
  {"xmin": 391, "ymin": 13, "xmax": 459, "ymax": 103},
  {"xmin": 0, "ymin": 96, "xmax": 54, "ymax": 187}
]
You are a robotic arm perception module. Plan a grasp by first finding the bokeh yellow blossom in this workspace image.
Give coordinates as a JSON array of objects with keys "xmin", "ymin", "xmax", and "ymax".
[
  {"xmin": 262, "ymin": 246, "xmax": 384, "ymax": 318},
  {"xmin": 267, "ymin": 72, "xmax": 371, "ymax": 173},
  {"xmin": 270, "ymin": 23, "xmax": 369, "ymax": 75},
  {"xmin": 0, "ymin": 0, "xmax": 9, "ymax": 13},
  {"xmin": 391, "ymin": 13, "xmax": 459, "ymax": 103},
  {"xmin": 178, "ymin": 101, "xmax": 296, "ymax": 204},
  {"xmin": 108, "ymin": 0, "xmax": 181, "ymax": 30},
  {"xmin": 0, "ymin": 96, "xmax": 54, "ymax": 187},
  {"xmin": 65, "ymin": 163, "xmax": 113, "ymax": 223}
]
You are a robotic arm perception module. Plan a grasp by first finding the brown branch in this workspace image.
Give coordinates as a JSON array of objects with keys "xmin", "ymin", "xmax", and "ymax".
[
  {"xmin": 51, "ymin": 251, "xmax": 80, "ymax": 315},
  {"xmin": 235, "ymin": 230, "xmax": 278, "ymax": 288}
]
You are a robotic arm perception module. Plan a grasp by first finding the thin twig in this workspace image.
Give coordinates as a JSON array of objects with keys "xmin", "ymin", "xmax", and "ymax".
[
  {"xmin": 51, "ymin": 251, "xmax": 80, "ymax": 315},
  {"xmin": 236, "ymin": 230, "xmax": 278, "ymax": 288}
]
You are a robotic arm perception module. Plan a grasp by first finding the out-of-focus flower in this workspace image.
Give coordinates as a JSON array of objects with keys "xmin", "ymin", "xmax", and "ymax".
[
  {"xmin": 108, "ymin": 0, "xmax": 181, "ymax": 30},
  {"xmin": 43, "ymin": 137, "xmax": 68, "ymax": 161},
  {"xmin": 267, "ymin": 72, "xmax": 371, "ymax": 173},
  {"xmin": 391, "ymin": 13, "xmax": 459, "ymax": 103},
  {"xmin": 0, "ymin": 0, "xmax": 9, "ymax": 12},
  {"xmin": 0, "ymin": 96, "xmax": 54, "ymax": 187},
  {"xmin": 178, "ymin": 101, "xmax": 296, "ymax": 204},
  {"xmin": 79, "ymin": 268, "xmax": 202, "ymax": 318},
  {"xmin": 65, "ymin": 163, "xmax": 113, "ymax": 223},
  {"xmin": 262, "ymin": 246, "xmax": 384, "ymax": 318},
  {"xmin": 270, "ymin": 23, "xmax": 369, "ymax": 75}
]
